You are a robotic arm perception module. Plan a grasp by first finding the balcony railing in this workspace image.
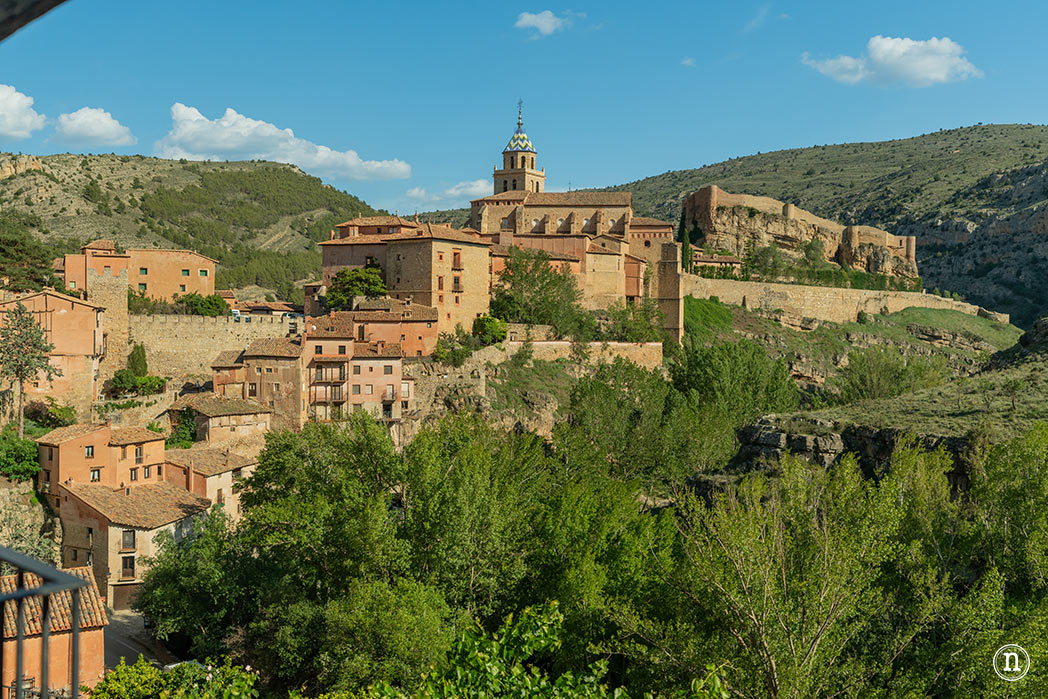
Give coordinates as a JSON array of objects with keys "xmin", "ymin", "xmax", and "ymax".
[{"xmin": 1, "ymin": 546, "xmax": 88, "ymax": 699}]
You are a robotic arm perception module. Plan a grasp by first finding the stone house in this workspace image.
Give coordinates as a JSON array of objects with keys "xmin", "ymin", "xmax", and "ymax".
[
  {"xmin": 164, "ymin": 447, "xmax": 257, "ymax": 521},
  {"xmin": 0, "ymin": 567, "xmax": 108, "ymax": 695},
  {"xmin": 36, "ymin": 424, "xmax": 166, "ymax": 494},
  {"xmin": 240, "ymin": 337, "xmax": 307, "ymax": 430},
  {"xmin": 166, "ymin": 393, "xmax": 272, "ymax": 443},
  {"xmin": 51, "ymin": 480, "xmax": 209, "ymax": 610},
  {"xmin": 59, "ymin": 239, "xmax": 216, "ymax": 301},
  {"xmin": 317, "ymin": 218, "xmax": 492, "ymax": 334},
  {"xmin": 0, "ymin": 290, "xmax": 106, "ymax": 415}
]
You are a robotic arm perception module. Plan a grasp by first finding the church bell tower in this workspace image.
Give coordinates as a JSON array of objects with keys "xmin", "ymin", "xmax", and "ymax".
[{"xmin": 493, "ymin": 101, "xmax": 545, "ymax": 195}]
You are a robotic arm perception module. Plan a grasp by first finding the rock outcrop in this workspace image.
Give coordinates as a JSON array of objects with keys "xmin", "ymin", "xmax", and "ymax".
[{"xmin": 0, "ymin": 154, "xmax": 42, "ymax": 179}]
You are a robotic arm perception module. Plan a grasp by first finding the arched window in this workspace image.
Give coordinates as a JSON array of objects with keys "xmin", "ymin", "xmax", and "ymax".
[
  {"xmin": 503, "ymin": 180, "xmax": 508, "ymax": 192},
  {"xmin": 534, "ymin": 182, "xmax": 539, "ymax": 192},
  {"xmin": 644, "ymin": 240, "xmax": 651, "ymax": 248},
  {"xmin": 512, "ymin": 179, "xmax": 517, "ymax": 190},
  {"xmin": 501, "ymin": 217, "xmax": 510, "ymax": 228},
  {"xmin": 511, "ymin": 156, "xmax": 516, "ymax": 169}
]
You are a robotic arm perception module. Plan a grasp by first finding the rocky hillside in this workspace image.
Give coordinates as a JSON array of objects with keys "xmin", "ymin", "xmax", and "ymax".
[{"xmin": 0, "ymin": 153, "xmax": 381, "ymax": 299}]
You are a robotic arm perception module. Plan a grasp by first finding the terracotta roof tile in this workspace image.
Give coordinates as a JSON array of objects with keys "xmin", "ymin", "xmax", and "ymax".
[
  {"xmin": 169, "ymin": 393, "xmax": 271, "ymax": 417},
  {"xmin": 126, "ymin": 248, "xmax": 218, "ymax": 264},
  {"xmin": 211, "ymin": 350, "xmax": 244, "ymax": 368},
  {"xmin": 2, "ymin": 567, "xmax": 108, "ymax": 638},
  {"xmin": 489, "ymin": 244, "xmax": 580, "ymax": 262},
  {"xmin": 109, "ymin": 426, "xmax": 164, "ymax": 446},
  {"xmin": 586, "ymin": 244, "xmax": 621, "ymax": 256},
  {"xmin": 82, "ymin": 239, "xmax": 116, "ymax": 250},
  {"xmin": 165, "ymin": 447, "xmax": 256, "ymax": 477},
  {"xmin": 473, "ymin": 191, "xmax": 632, "ymax": 207},
  {"xmin": 35, "ymin": 424, "xmax": 106, "ymax": 446},
  {"xmin": 62, "ymin": 481, "xmax": 211, "ymax": 529},
  {"xmin": 354, "ymin": 341, "xmax": 404, "ymax": 358},
  {"xmin": 244, "ymin": 337, "xmax": 302, "ymax": 358},
  {"xmin": 0, "ymin": 290, "xmax": 104, "ymax": 312},
  {"xmin": 320, "ymin": 223, "xmax": 489, "ymax": 247},
  {"xmin": 335, "ymin": 215, "xmax": 421, "ymax": 228}
]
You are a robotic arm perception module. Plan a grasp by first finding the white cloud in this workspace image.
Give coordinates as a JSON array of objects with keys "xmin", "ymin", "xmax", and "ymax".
[
  {"xmin": 405, "ymin": 179, "xmax": 490, "ymax": 204},
  {"xmin": 681, "ymin": 57, "xmax": 696, "ymax": 68},
  {"xmin": 803, "ymin": 35, "xmax": 982, "ymax": 87},
  {"xmin": 515, "ymin": 10, "xmax": 569, "ymax": 37},
  {"xmin": 0, "ymin": 84, "xmax": 46, "ymax": 140},
  {"xmin": 54, "ymin": 107, "xmax": 136, "ymax": 146},
  {"xmin": 742, "ymin": 3, "xmax": 771, "ymax": 33},
  {"xmin": 154, "ymin": 103, "xmax": 410, "ymax": 180}
]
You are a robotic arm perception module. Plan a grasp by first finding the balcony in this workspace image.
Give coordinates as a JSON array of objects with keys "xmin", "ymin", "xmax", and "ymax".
[
  {"xmin": 382, "ymin": 389, "xmax": 398, "ymax": 403},
  {"xmin": 0, "ymin": 546, "xmax": 90, "ymax": 699},
  {"xmin": 312, "ymin": 372, "xmax": 347, "ymax": 384}
]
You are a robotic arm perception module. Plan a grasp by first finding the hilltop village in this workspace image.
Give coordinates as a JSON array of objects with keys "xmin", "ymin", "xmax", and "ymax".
[{"xmin": 0, "ymin": 111, "xmax": 1018, "ymax": 694}]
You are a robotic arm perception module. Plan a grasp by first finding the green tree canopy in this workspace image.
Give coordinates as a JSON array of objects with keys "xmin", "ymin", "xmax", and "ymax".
[
  {"xmin": 326, "ymin": 267, "xmax": 388, "ymax": 310},
  {"xmin": 490, "ymin": 247, "xmax": 586, "ymax": 337},
  {"xmin": 0, "ymin": 302, "xmax": 60, "ymax": 437}
]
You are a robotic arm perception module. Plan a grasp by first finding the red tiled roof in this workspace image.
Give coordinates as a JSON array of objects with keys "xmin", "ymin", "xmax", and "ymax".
[
  {"xmin": 169, "ymin": 393, "xmax": 271, "ymax": 418},
  {"xmin": 320, "ymin": 223, "xmax": 490, "ymax": 247},
  {"xmin": 473, "ymin": 191, "xmax": 632, "ymax": 207},
  {"xmin": 62, "ymin": 481, "xmax": 211, "ymax": 529},
  {"xmin": 211, "ymin": 350, "xmax": 244, "ymax": 368},
  {"xmin": 0, "ymin": 289, "xmax": 104, "ymax": 312},
  {"xmin": 126, "ymin": 248, "xmax": 219, "ymax": 264},
  {"xmin": 335, "ymin": 215, "xmax": 421, "ymax": 228},
  {"xmin": 165, "ymin": 447, "xmax": 256, "ymax": 477},
  {"xmin": 109, "ymin": 426, "xmax": 164, "ymax": 446},
  {"xmin": 354, "ymin": 341, "xmax": 404, "ymax": 358},
  {"xmin": 35, "ymin": 424, "xmax": 106, "ymax": 446},
  {"xmin": 216, "ymin": 290, "xmax": 237, "ymax": 299},
  {"xmin": 82, "ymin": 239, "xmax": 116, "ymax": 250},
  {"xmin": 586, "ymin": 244, "xmax": 621, "ymax": 256},
  {"xmin": 244, "ymin": 337, "xmax": 302, "ymax": 358},
  {"xmin": 2, "ymin": 567, "xmax": 108, "ymax": 638}
]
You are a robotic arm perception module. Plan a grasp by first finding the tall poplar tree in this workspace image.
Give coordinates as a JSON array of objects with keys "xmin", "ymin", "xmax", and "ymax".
[{"xmin": 0, "ymin": 302, "xmax": 61, "ymax": 438}]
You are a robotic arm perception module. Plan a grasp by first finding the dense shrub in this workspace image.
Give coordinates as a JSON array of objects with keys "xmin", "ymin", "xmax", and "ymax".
[{"xmin": 0, "ymin": 429, "xmax": 39, "ymax": 481}]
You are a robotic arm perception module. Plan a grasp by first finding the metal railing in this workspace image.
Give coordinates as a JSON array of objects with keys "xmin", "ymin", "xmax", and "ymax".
[{"xmin": 1, "ymin": 547, "xmax": 87, "ymax": 699}]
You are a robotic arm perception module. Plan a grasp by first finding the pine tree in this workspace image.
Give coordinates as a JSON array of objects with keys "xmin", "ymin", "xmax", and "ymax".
[{"xmin": 0, "ymin": 303, "xmax": 61, "ymax": 438}]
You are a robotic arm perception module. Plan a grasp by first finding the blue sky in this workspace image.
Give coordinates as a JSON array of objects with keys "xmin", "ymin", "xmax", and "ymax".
[{"xmin": 0, "ymin": 0, "xmax": 1042, "ymax": 214}]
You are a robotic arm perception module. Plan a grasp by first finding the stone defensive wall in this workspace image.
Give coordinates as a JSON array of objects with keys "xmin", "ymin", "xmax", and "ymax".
[
  {"xmin": 129, "ymin": 314, "xmax": 291, "ymax": 379},
  {"xmin": 477, "ymin": 340, "xmax": 664, "ymax": 369},
  {"xmin": 683, "ymin": 185, "xmax": 917, "ymax": 266},
  {"xmin": 681, "ymin": 274, "xmax": 1010, "ymax": 325}
]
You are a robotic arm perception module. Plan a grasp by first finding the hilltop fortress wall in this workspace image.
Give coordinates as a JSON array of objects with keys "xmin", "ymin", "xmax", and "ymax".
[
  {"xmin": 683, "ymin": 185, "xmax": 918, "ymax": 278},
  {"xmin": 129, "ymin": 315, "xmax": 291, "ymax": 379},
  {"xmin": 681, "ymin": 274, "xmax": 1009, "ymax": 325}
]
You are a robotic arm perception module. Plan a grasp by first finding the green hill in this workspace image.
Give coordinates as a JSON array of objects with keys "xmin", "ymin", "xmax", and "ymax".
[{"xmin": 0, "ymin": 154, "xmax": 381, "ymax": 301}]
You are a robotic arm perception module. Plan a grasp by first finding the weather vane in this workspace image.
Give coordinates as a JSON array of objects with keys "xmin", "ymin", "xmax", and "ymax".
[{"xmin": 517, "ymin": 98, "xmax": 523, "ymax": 127}]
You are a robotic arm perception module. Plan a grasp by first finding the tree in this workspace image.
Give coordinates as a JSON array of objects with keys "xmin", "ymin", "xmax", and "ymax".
[
  {"xmin": 177, "ymin": 292, "xmax": 230, "ymax": 317},
  {"xmin": 802, "ymin": 238, "xmax": 825, "ymax": 267},
  {"xmin": 490, "ymin": 247, "xmax": 586, "ymax": 337},
  {"xmin": 0, "ymin": 302, "xmax": 60, "ymax": 438},
  {"xmin": 0, "ymin": 212, "xmax": 57, "ymax": 291},
  {"xmin": 326, "ymin": 267, "xmax": 388, "ymax": 310},
  {"xmin": 128, "ymin": 343, "xmax": 148, "ymax": 376},
  {"xmin": 471, "ymin": 314, "xmax": 507, "ymax": 345},
  {"xmin": 669, "ymin": 338, "xmax": 798, "ymax": 427},
  {"xmin": 830, "ymin": 346, "xmax": 947, "ymax": 404},
  {"xmin": 1001, "ymin": 377, "xmax": 1026, "ymax": 411},
  {"xmin": 0, "ymin": 429, "xmax": 40, "ymax": 481},
  {"xmin": 598, "ymin": 297, "xmax": 665, "ymax": 343},
  {"xmin": 681, "ymin": 237, "xmax": 693, "ymax": 274}
]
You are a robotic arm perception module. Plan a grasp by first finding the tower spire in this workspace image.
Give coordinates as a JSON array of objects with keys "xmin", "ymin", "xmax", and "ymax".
[{"xmin": 517, "ymin": 98, "xmax": 523, "ymax": 128}]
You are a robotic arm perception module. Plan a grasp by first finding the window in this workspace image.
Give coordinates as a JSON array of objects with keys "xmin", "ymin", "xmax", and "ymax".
[
  {"xmin": 90, "ymin": 469, "xmax": 100, "ymax": 482},
  {"xmin": 255, "ymin": 367, "xmax": 262, "ymax": 374},
  {"xmin": 157, "ymin": 465, "xmax": 162, "ymax": 477},
  {"xmin": 353, "ymin": 365, "xmax": 361, "ymax": 375},
  {"xmin": 384, "ymin": 365, "xmax": 393, "ymax": 375},
  {"xmin": 122, "ymin": 530, "xmax": 136, "ymax": 550},
  {"xmin": 352, "ymin": 384, "xmax": 361, "ymax": 395},
  {"xmin": 179, "ymin": 284, "xmax": 186, "ymax": 292},
  {"xmin": 512, "ymin": 179, "xmax": 517, "ymax": 189},
  {"xmin": 139, "ymin": 267, "xmax": 148, "ymax": 275},
  {"xmin": 103, "ymin": 265, "xmax": 111, "ymax": 273},
  {"xmin": 338, "ymin": 345, "xmax": 346, "ymax": 355},
  {"xmin": 455, "ymin": 296, "xmax": 460, "ymax": 305},
  {"xmin": 233, "ymin": 467, "xmax": 243, "ymax": 479},
  {"xmin": 402, "ymin": 401, "xmax": 409, "ymax": 410},
  {"xmin": 452, "ymin": 276, "xmax": 462, "ymax": 292},
  {"xmin": 452, "ymin": 251, "xmax": 462, "ymax": 268},
  {"xmin": 199, "ymin": 269, "xmax": 209, "ymax": 277},
  {"xmin": 217, "ymin": 488, "xmax": 224, "ymax": 505},
  {"xmin": 502, "ymin": 180, "xmax": 508, "ymax": 192},
  {"xmin": 248, "ymin": 383, "xmax": 257, "ymax": 397},
  {"xmin": 48, "ymin": 447, "xmax": 53, "ymax": 461},
  {"xmin": 427, "ymin": 322, "xmax": 432, "ymax": 328},
  {"xmin": 138, "ymin": 283, "xmax": 147, "ymax": 292},
  {"xmin": 121, "ymin": 555, "xmax": 135, "ymax": 579},
  {"xmin": 135, "ymin": 445, "xmax": 143, "ymax": 464},
  {"xmin": 43, "ymin": 470, "xmax": 50, "ymax": 483},
  {"xmin": 121, "ymin": 446, "xmax": 127, "ymax": 459},
  {"xmin": 85, "ymin": 445, "xmax": 94, "ymax": 458},
  {"xmin": 71, "ymin": 548, "xmax": 77, "ymax": 562},
  {"xmin": 338, "ymin": 365, "xmax": 346, "ymax": 381},
  {"xmin": 181, "ymin": 269, "xmax": 189, "ymax": 276},
  {"xmin": 144, "ymin": 466, "xmax": 151, "ymax": 478},
  {"xmin": 401, "ymin": 381, "xmax": 409, "ymax": 397},
  {"xmin": 314, "ymin": 344, "xmax": 323, "ymax": 355},
  {"xmin": 265, "ymin": 367, "xmax": 273, "ymax": 373},
  {"xmin": 437, "ymin": 275, "xmax": 443, "ymax": 290},
  {"xmin": 644, "ymin": 240, "xmax": 651, "ymax": 248},
  {"xmin": 365, "ymin": 384, "xmax": 373, "ymax": 395},
  {"xmin": 69, "ymin": 280, "xmax": 76, "ymax": 289},
  {"xmin": 130, "ymin": 468, "xmax": 138, "ymax": 481}
]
